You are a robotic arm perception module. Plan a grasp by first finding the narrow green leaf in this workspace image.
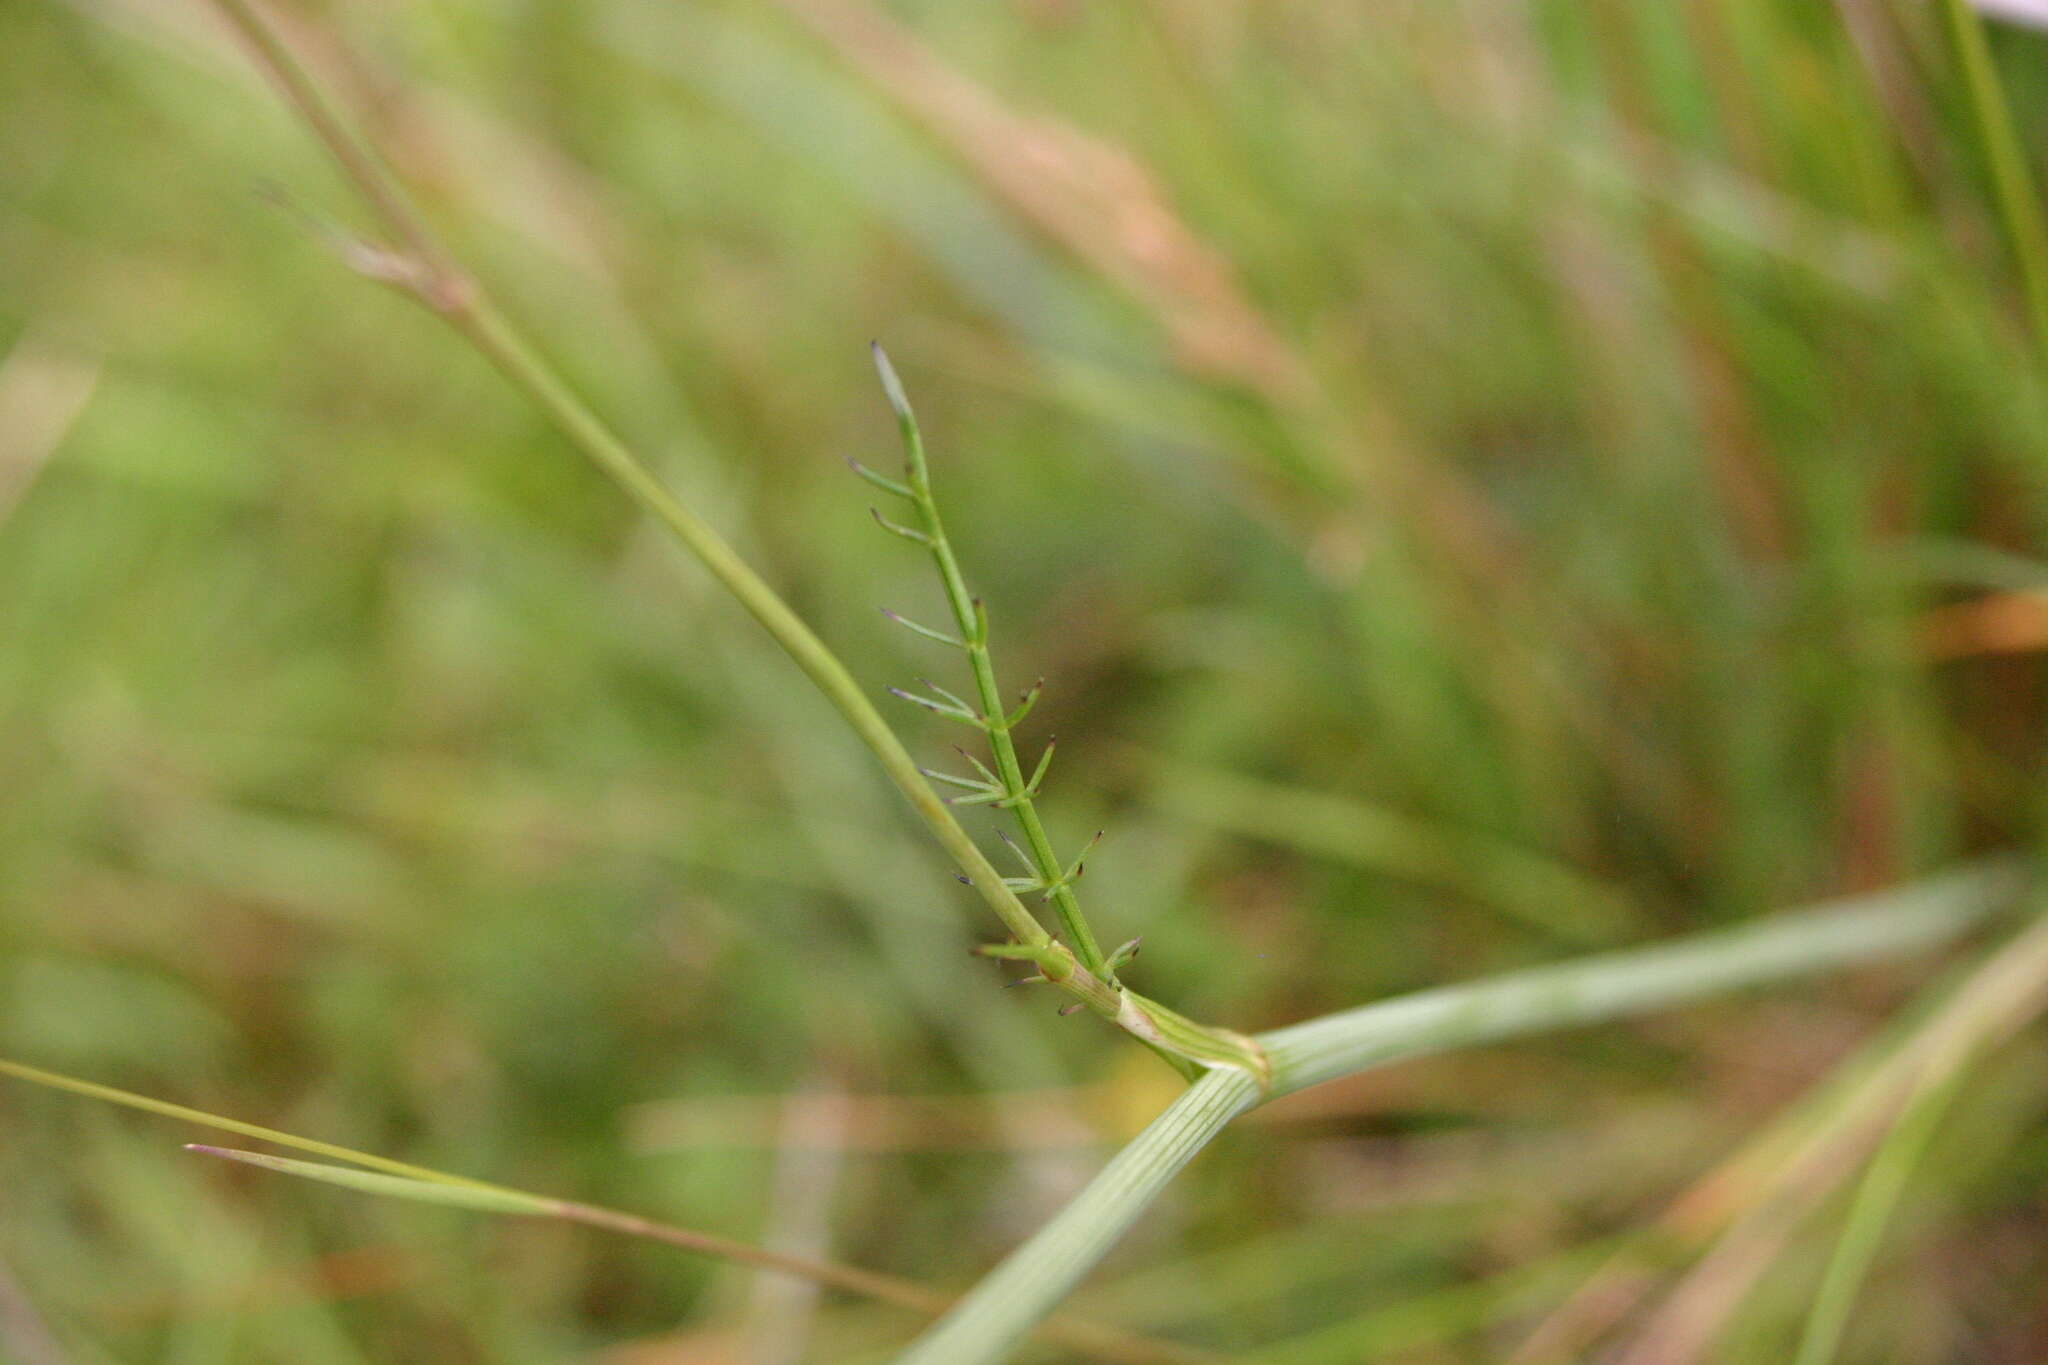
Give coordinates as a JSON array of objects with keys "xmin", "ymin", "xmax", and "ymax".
[
  {"xmin": 882, "ymin": 608, "xmax": 966, "ymax": 649},
  {"xmin": 871, "ymin": 506, "xmax": 934, "ymax": 546},
  {"xmin": 1023, "ymin": 739, "xmax": 1056, "ymax": 794},
  {"xmin": 0, "ymin": 1057, "xmax": 501, "ymax": 1194},
  {"xmin": 187, "ymin": 1146, "xmax": 555, "ymax": 1217},
  {"xmin": 920, "ymin": 767, "xmax": 1000, "ymax": 795},
  {"xmin": 847, "ymin": 457, "xmax": 913, "ymax": 499}
]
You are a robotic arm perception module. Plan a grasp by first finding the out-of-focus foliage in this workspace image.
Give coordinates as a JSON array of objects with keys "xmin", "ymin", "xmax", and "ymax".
[{"xmin": 4, "ymin": 0, "xmax": 2048, "ymax": 1360}]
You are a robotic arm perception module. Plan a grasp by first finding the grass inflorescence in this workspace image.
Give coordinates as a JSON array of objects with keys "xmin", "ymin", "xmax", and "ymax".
[{"xmin": 862, "ymin": 342, "xmax": 1124, "ymax": 981}]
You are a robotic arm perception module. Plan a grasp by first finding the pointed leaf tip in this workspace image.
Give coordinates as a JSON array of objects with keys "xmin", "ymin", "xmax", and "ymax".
[
  {"xmin": 871, "ymin": 344, "xmax": 913, "ymax": 421},
  {"xmin": 181, "ymin": 1145, "xmax": 553, "ymax": 1216}
]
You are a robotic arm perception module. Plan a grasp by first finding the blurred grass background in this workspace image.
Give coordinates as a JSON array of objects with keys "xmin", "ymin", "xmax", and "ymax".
[{"xmin": 6, "ymin": 0, "xmax": 2048, "ymax": 1360}]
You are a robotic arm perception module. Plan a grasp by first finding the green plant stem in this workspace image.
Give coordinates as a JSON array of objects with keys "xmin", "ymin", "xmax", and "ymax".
[
  {"xmin": 892, "ymin": 861, "xmax": 2025, "ymax": 1364},
  {"xmin": 1941, "ymin": 0, "xmax": 2048, "ymax": 349},
  {"xmin": 1258, "ymin": 860, "xmax": 2022, "ymax": 1095},
  {"xmin": 0, "ymin": 1057, "xmax": 504, "ymax": 1193},
  {"xmin": 876, "ymin": 346, "xmax": 1107, "ymax": 974},
  {"xmin": 209, "ymin": 0, "xmax": 450, "ymax": 293}
]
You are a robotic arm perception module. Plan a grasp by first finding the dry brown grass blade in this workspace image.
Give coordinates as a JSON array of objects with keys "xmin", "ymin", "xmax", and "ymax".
[
  {"xmin": 1611, "ymin": 912, "xmax": 2048, "ymax": 1363},
  {"xmin": 552, "ymin": 1200, "xmax": 1220, "ymax": 1365},
  {"xmin": 1835, "ymin": 0, "xmax": 1944, "ymax": 181}
]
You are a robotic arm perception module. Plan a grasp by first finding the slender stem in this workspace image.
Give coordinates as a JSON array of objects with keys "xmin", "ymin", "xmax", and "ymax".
[
  {"xmin": 1940, "ymin": 0, "xmax": 2048, "ymax": 349},
  {"xmin": 877, "ymin": 348, "xmax": 1107, "ymax": 973},
  {"xmin": 561, "ymin": 1199, "xmax": 1215, "ymax": 1365},
  {"xmin": 0, "ymin": 1065, "xmax": 1199, "ymax": 1365},
  {"xmin": 891, "ymin": 861, "xmax": 2026, "ymax": 1364},
  {"xmin": 208, "ymin": 0, "xmax": 456, "ymax": 302},
  {"xmin": 1257, "ymin": 860, "xmax": 2024, "ymax": 1095},
  {"xmin": 0, "ymin": 1057, "xmax": 503, "ymax": 1193}
]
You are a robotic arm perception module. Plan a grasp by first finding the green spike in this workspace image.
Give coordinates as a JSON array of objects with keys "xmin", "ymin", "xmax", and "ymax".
[
  {"xmin": 917, "ymin": 678, "xmax": 976, "ymax": 714},
  {"xmin": 1104, "ymin": 938, "xmax": 1142, "ymax": 974},
  {"xmin": 847, "ymin": 457, "xmax": 912, "ymax": 499},
  {"xmin": 887, "ymin": 687, "xmax": 982, "ymax": 726},
  {"xmin": 1005, "ymin": 680, "xmax": 1043, "ymax": 730},
  {"xmin": 956, "ymin": 747, "xmax": 1002, "ymax": 788},
  {"xmin": 870, "ymin": 507, "xmax": 933, "ymax": 546},
  {"xmin": 920, "ymin": 767, "xmax": 1000, "ymax": 795},
  {"xmin": 882, "ymin": 609, "xmax": 965, "ymax": 649}
]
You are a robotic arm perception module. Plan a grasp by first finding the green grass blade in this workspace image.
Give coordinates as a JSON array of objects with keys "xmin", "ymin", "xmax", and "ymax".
[
  {"xmin": 1260, "ymin": 860, "xmax": 2025, "ymax": 1096},
  {"xmin": 184, "ymin": 1147, "xmax": 554, "ymax": 1216},
  {"xmin": 0, "ymin": 1056, "xmax": 506, "ymax": 1193}
]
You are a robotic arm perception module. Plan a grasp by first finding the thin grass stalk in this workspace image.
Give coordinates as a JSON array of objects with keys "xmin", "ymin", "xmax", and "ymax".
[
  {"xmin": 1257, "ymin": 860, "xmax": 2022, "ymax": 1095},
  {"xmin": 869, "ymin": 344, "xmax": 1107, "ymax": 974},
  {"xmin": 892, "ymin": 861, "xmax": 2025, "ymax": 1363},
  {"xmin": 0, "ymin": 1061, "xmax": 1206, "ymax": 1365},
  {"xmin": 0, "ymin": 1057, "xmax": 506, "ymax": 1193}
]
